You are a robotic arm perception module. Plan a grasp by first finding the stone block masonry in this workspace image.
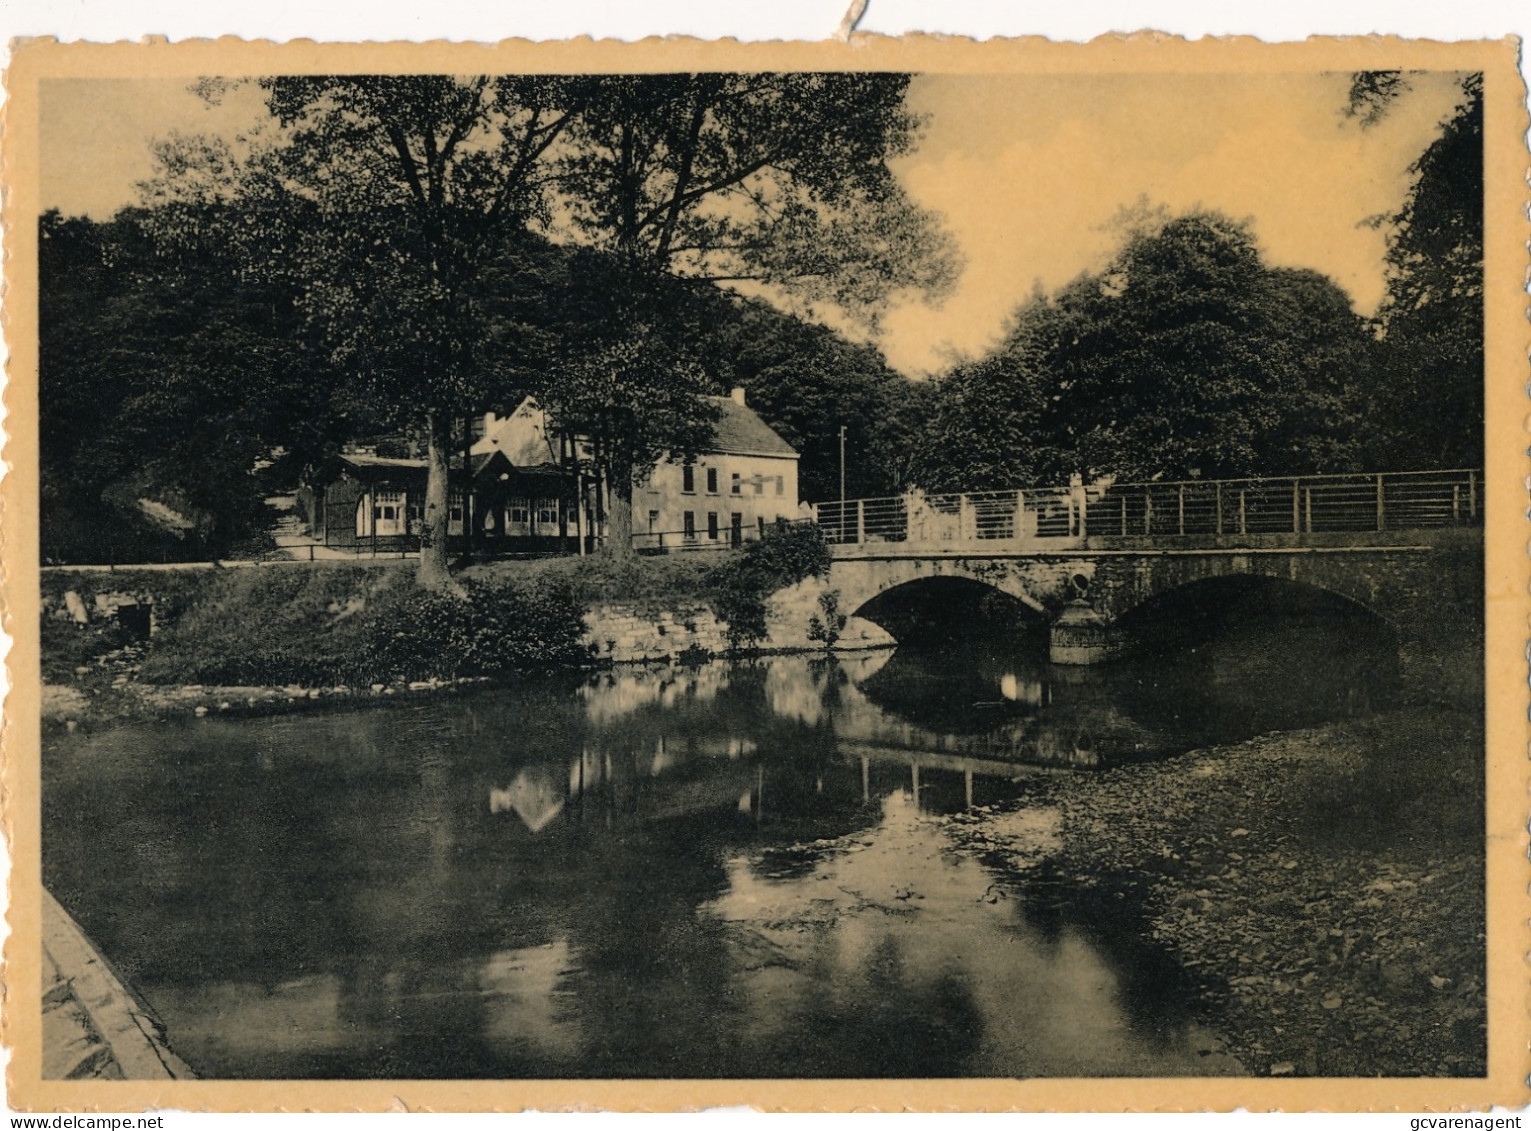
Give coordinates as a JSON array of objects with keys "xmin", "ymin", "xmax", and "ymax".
[
  {"xmin": 581, "ymin": 603, "xmax": 732, "ymax": 663},
  {"xmin": 582, "ymin": 579, "xmax": 895, "ymax": 664}
]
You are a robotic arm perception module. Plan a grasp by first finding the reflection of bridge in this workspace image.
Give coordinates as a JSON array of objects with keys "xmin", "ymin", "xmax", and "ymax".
[{"xmin": 793, "ymin": 469, "xmax": 1483, "ymax": 684}]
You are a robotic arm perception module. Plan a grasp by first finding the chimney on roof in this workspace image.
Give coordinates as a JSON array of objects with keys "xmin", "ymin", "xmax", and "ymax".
[{"xmin": 730, "ymin": 386, "xmax": 747, "ymax": 407}]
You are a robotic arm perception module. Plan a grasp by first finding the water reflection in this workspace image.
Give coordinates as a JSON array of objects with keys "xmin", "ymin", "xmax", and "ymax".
[
  {"xmin": 42, "ymin": 616, "xmax": 1391, "ymax": 1078},
  {"xmin": 489, "ymin": 770, "xmax": 565, "ymax": 833},
  {"xmin": 707, "ymin": 790, "xmax": 1235, "ymax": 1077}
]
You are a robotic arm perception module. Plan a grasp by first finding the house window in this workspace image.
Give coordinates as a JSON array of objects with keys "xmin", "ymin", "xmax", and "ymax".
[
  {"xmin": 707, "ymin": 512, "xmax": 719, "ymax": 540},
  {"xmin": 537, "ymin": 498, "xmax": 560, "ymax": 527},
  {"xmin": 648, "ymin": 510, "xmax": 660, "ymax": 533},
  {"xmin": 706, "ymin": 468, "xmax": 718, "ymax": 494},
  {"xmin": 375, "ymin": 490, "xmax": 403, "ymax": 521},
  {"xmin": 730, "ymin": 512, "xmax": 744, "ymax": 547},
  {"xmin": 682, "ymin": 465, "xmax": 696, "ymax": 494},
  {"xmin": 731, "ymin": 472, "xmax": 741, "ymax": 495},
  {"xmin": 372, "ymin": 490, "xmax": 406, "ymax": 534},
  {"xmin": 775, "ymin": 475, "xmax": 784, "ymax": 496},
  {"xmin": 509, "ymin": 498, "xmax": 530, "ymax": 524},
  {"xmin": 753, "ymin": 477, "xmax": 764, "ymax": 495},
  {"xmin": 683, "ymin": 511, "xmax": 696, "ymax": 541}
]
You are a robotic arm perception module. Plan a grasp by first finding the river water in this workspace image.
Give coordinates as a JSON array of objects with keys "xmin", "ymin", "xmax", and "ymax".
[{"xmin": 43, "ymin": 602, "xmax": 1396, "ymax": 1079}]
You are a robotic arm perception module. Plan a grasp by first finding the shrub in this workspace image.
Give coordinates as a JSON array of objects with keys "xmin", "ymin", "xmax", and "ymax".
[
  {"xmin": 472, "ymin": 551, "xmax": 725, "ymax": 612},
  {"xmin": 807, "ymin": 589, "xmax": 848, "ymax": 649},
  {"xmin": 130, "ymin": 565, "xmax": 589, "ymax": 687},
  {"xmin": 136, "ymin": 565, "xmax": 408, "ymax": 686},
  {"xmin": 359, "ymin": 577, "xmax": 588, "ymax": 682}
]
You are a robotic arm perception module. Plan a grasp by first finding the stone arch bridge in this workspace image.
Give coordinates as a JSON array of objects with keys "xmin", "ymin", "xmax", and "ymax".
[{"xmin": 770, "ymin": 470, "xmax": 1483, "ymax": 690}]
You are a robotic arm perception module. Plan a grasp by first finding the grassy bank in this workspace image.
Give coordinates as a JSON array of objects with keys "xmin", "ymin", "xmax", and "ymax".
[
  {"xmin": 43, "ymin": 562, "xmax": 579, "ymax": 695},
  {"xmin": 41, "ymin": 524, "xmax": 833, "ymax": 719},
  {"xmin": 944, "ymin": 708, "xmax": 1486, "ymax": 1076},
  {"xmin": 468, "ymin": 552, "xmax": 726, "ymax": 611},
  {"xmin": 39, "ymin": 552, "xmax": 757, "ymax": 725}
]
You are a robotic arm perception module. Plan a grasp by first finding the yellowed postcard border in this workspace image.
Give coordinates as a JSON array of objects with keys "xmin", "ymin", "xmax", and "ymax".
[{"xmin": 3, "ymin": 32, "xmax": 1527, "ymax": 1112}]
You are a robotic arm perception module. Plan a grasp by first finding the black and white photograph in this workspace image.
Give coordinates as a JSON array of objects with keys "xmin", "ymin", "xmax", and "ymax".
[{"xmin": 5, "ymin": 31, "xmax": 1521, "ymax": 1110}]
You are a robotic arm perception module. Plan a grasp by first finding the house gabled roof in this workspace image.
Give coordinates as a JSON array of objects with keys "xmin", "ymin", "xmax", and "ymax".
[
  {"xmin": 704, "ymin": 396, "xmax": 798, "ymax": 459},
  {"xmin": 471, "ymin": 393, "xmax": 798, "ymax": 467},
  {"xmin": 471, "ymin": 397, "xmax": 562, "ymax": 466},
  {"xmin": 470, "ymin": 450, "xmax": 513, "ymax": 478},
  {"xmin": 472, "ymin": 449, "xmax": 566, "ymax": 485}
]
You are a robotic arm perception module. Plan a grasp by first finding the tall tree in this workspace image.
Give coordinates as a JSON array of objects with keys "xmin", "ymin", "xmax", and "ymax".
[
  {"xmin": 144, "ymin": 76, "xmax": 588, "ymax": 586},
  {"xmin": 912, "ymin": 209, "xmax": 1375, "ymax": 489},
  {"xmin": 548, "ymin": 72, "xmax": 959, "ymax": 555},
  {"xmin": 1364, "ymin": 74, "xmax": 1484, "ymax": 469}
]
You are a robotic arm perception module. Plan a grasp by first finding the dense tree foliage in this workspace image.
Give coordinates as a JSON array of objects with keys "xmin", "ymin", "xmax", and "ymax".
[
  {"xmin": 708, "ymin": 519, "xmax": 832, "ymax": 648},
  {"xmin": 914, "ymin": 211, "xmax": 1376, "ymax": 487},
  {"xmin": 42, "ymin": 70, "xmax": 1481, "ymax": 571},
  {"xmin": 913, "ymin": 293, "xmax": 1061, "ymax": 493},
  {"xmin": 536, "ymin": 259, "xmax": 723, "ymax": 525},
  {"xmin": 1365, "ymin": 74, "xmax": 1483, "ymax": 469},
  {"xmin": 1046, "ymin": 213, "xmax": 1375, "ymax": 481},
  {"xmin": 546, "ymin": 72, "xmax": 958, "ymax": 554},
  {"xmin": 911, "ymin": 74, "xmax": 1483, "ymax": 493},
  {"xmin": 140, "ymin": 75, "xmax": 591, "ymax": 585},
  {"xmin": 558, "ymin": 73, "xmax": 958, "ymax": 321},
  {"xmin": 39, "ymin": 208, "xmax": 337, "ymax": 563},
  {"xmin": 38, "ymin": 203, "xmax": 930, "ymax": 563},
  {"xmin": 135, "ymin": 74, "xmax": 954, "ymax": 568}
]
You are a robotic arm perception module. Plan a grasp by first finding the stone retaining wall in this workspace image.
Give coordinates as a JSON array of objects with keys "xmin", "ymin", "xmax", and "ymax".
[
  {"xmin": 581, "ymin": 603, "xmax": 732, "ymax": 663},
  {"xmin": 43, "ymin": 568, "xmax": 896, "ymax": 667},
  {"xmin": 583, "ymin": 577, "xmax": 894, "ymax": 664}
]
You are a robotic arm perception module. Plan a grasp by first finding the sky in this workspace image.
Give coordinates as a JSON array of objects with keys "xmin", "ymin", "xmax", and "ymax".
[{"xmin": 39, "ymin": 70, "xmax": 1469, "ymax": 377}]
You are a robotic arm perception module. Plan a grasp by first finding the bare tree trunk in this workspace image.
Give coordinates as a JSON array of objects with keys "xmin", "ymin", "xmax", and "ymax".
[{"xmin": 417, "ymin": 410, "xmax": 453, "ymax": 589}]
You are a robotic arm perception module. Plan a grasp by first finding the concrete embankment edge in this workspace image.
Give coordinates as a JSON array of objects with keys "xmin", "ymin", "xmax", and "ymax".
[{"xmin": 42, "ymin": 889, "xmax": 195, "ymax": 1080}]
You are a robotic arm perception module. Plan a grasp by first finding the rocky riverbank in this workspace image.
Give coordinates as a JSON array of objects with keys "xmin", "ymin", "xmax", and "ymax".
[{"xmin": 941, "ymin": 710, "xmax": 1486, "ymax": 1077}]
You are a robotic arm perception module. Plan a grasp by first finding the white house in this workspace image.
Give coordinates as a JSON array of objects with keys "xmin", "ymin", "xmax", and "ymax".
[
  {"xmin": 633, "ymin": 387, "xmax": 800, "ymax": 548},
  {"xmin": 473, "ymin": 388, "xmax": 801, "ymax": 551}
]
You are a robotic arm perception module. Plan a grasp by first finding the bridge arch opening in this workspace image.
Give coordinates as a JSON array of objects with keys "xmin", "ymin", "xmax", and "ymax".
[
  {"xmin": 1112, "ymin": 575, "xmax": 1400, "ymax": 721},
  {"xmin": 850, "ymin": 576, "xmax": 1048, "ymax": 647}
]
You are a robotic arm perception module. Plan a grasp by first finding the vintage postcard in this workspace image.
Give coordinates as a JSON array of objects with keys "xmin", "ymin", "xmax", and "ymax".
[{"xmin": 2, "ymin": 33, "xmax": 1527, "ymax": 1112}]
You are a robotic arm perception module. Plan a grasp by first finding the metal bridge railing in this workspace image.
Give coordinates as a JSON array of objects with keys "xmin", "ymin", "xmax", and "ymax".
[
  {"xmin": 817, "ymin": 469, "xmax": 1481, "ymax": 548},
  {"xmin": 630, "ymin": 518, "xmax": 819, "ymax": 554}
]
